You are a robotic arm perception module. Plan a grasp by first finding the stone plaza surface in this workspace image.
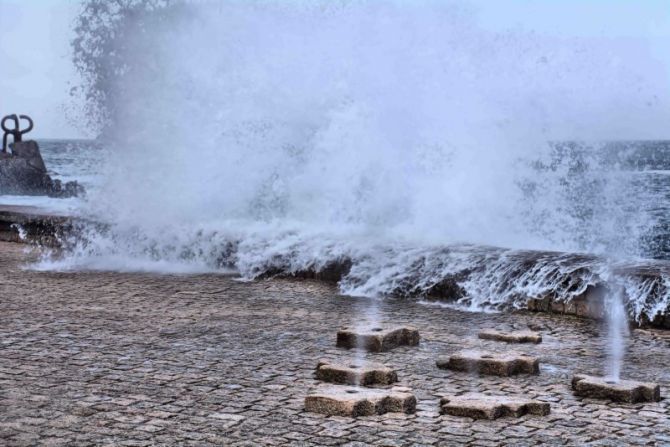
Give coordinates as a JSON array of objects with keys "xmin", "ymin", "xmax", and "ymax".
[{"xmin": 0, "ymin": 242, "xmax": 668, "ymax": 446}]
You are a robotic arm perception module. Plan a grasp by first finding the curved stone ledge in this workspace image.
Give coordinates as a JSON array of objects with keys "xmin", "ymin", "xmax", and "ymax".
[
  {"xmin": 0, "ymin": 205, "xmax": 668, "ymax": 329},
  {"xmin": 0, "ymin": 205, "xmax": 75, "ymax": 247}
]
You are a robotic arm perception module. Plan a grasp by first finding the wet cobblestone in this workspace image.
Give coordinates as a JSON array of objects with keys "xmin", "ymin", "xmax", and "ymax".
[{"xmin": 0, "ymin": 242, "xmax": 668, "ymax": 445}]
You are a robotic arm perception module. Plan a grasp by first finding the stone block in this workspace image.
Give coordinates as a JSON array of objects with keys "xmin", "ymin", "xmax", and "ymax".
[
  {"xmin": 436, "ymin": 350, "xmax": 539, "ymax": 376},
  {"xmin": 572, "ymin": 374, "xmax": 661, "ymax": 403},
  {"xmin": 315, "ymin": 359, "xmax": 398, "ymax": 386},
  {"xmin": 439, "ymin": 393, "xmax": 550, "ymax": 420},
  {"xmin": 550, "ymin": 300, "xmax": 565, "ymax": 313},
  {"xmin": 304, "ymin": 385, "xmax": 416, "ymax": 417},
  {"xmin": 336, "ymin": 326, "xmax": 420, "ymax": 352},
  {"xmin": 478, "ymin": 329, "xmax": 542, "ymax": 344},
  {"xmin": 526, "ymin": 286, "xmax": 606, "ymax": 321},
  {"xmin": 527, "ymin": 296, "xmax": 550, "ymax": 312}
]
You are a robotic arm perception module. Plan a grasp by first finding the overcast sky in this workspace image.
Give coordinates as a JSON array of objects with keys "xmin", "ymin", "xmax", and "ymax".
[
  {"xmin": 0, "ymin": 0, "xmax": 669, "ymax": 139},
  {"xmin": 0, "ymin": 0, "xmax": 81, "ymax": 138}
]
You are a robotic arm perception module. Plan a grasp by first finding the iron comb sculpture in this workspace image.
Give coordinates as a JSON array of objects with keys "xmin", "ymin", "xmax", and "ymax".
[{"xmin": 1, "ymin": 114, "xmax": 34, "ymax": 153}]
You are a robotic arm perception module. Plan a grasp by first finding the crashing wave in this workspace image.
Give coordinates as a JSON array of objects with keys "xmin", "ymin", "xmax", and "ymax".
[
  {"xmin": 49, "ymin": 1, "xmax": 670, "ymax": 328},
  {"xmin": 37, "ymin": 221, "xmax": 670, "ymax": 326}
]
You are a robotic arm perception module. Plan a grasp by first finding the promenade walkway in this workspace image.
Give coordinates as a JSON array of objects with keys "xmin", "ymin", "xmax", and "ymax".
[{"xmin": 0, "ymin": 242, "xmax": 668, "ymax": 446}]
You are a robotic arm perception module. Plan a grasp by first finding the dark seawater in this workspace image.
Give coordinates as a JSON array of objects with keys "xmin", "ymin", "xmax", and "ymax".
[{"xmin": 37, "ymin": 139, "xmax": 104, "ymax": 191}]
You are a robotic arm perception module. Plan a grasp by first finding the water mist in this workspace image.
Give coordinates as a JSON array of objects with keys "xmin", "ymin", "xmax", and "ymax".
[
  {"xmin": 45, "ymin": 1, "xmax": 670, "ymax": 327},
  {"xmin": 605, "ymin": 286, "xmax": 629, "ymax": 383}
]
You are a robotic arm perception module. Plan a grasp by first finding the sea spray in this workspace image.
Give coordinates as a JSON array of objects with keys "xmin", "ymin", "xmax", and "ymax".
[
  {"xmin": 36, "ymin": 225, "xmax": 670, "ymax": 324},
  {"xmin": 354, "ymin": 300, "xmax": 380, "ymax": 386},
  {"xmin": 605, "ymin": 286, "xmax": 629, "ymax": 382},
  {"xmin": 41, "ymin": 1, "xmax": 670, "ymax": 323}
]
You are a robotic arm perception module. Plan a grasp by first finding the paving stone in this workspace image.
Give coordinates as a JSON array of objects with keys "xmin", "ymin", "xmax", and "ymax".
[
  {"xmin": 336, "ymin": 326, "xmax": 420, "ymax": 352},
  {"xmin": 0, "ymin": 241, "xmax": 668, "ymax": 445},
  {"xmin": 315, "ymin": 359, "xmax": 397, "ymax": 386},
  {"xmin": 436, "ymin": 350, "xmax": 540, "ymax": 376},
  {"xmin": 478, "ymin": 329, "xmax": 542, "ymax": 344},
  {"xmin": 439, "ymin": 393, "xmax": 550, "ymax": 420},
  {"xmin": 571, "ymin": 375, "xmax": 661, "ymax": 403},
  {"xmin": 304, "ymin": 386, "xmax": 416, "ymax": 417}
]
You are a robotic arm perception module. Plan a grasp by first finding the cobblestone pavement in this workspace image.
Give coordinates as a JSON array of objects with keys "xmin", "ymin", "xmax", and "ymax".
[{"xmin": 0, "ymin": 242, "xmax": 668, "ymax": 446}]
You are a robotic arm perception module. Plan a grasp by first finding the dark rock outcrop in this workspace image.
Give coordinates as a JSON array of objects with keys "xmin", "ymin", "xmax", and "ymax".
[
  {"xmin": 0, "ymin": 205, "xmax": 74, "ymax": 247},
  {"xmin": 0, "ymin": 141, "xmax": 84, "ymax": 197}
]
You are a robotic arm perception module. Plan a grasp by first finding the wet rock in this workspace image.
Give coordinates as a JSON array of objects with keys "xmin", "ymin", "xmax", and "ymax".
[
  {"xmin": 0, "ymin": 205, "xmax": 74, "ymax": 247},
  {"xmin": 44, "ymin": 177, "xmax": 85, "ymax": 198},
  {"xmin": 478, "ymin": 329, "xmax": 542, "ymax": 344},
  {"xmin": 10, "ymin": 139, "xmax": 46, "ymax": 172},
  {"xmin": 436, "ymin": 350, "xmax": 539, "ymax": 376},
  {"xmin": 336, "ymin": 326, "xmax": 420, "ymax": 352},
  {"xmin": 571, "ymin": 374, "xmax": 661, "ymax": 403},
  {"xmin": 0, "ymin": 141, "xmax": 83, "ymax": 198},
  {"xmin": 304, "ymin": 385, "xmax": 416, "ymax": 417},
  {"xmin": 439, "ymin": 393, "xmax": 550, "ymax": 420},
  {"xmin": 290, "ymin": 259, "xmax": 353, "ymax": 282},
  {"xmin": 315, "ymin": 359, "xmax": 398, "ymax": 386}
]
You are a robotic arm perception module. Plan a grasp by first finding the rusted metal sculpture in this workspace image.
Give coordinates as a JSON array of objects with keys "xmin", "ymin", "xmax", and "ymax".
[{"xmin": 1, "ymin": 114, "xmax": 34, "ymax": 153}]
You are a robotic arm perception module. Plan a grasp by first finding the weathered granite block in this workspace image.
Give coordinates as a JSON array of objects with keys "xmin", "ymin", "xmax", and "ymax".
[
  {"xmin": 315, "ymin": 359, "xmax": 398, "ymax": 386},
  {"xmin": 527, "ymin": 286, "xmax": 606, "ymax": 320},
  {"xmin": 0, "ymin": 141, "xmax": 83, "ymax": 197},
  {"xmin": 436, "ymin": 350, "xmax": 539, "ymax": 376},
  {"xmin": 304, "ymin": 385, "xmax": 417, "ymax": 417},
  {"xmin": 478, "ymin": 329, "xmax": 542, "ymax": 344},
  {"xmin": 439, "ymin": 394, "xmax": 550, "ymax": 420},
  {"xmin": 572, "ymin": 374, "xmax": 661, "ymax": 403},
  {"xmin": 336, "ymin": 326, "xmax": 420, "ymax": 352}
]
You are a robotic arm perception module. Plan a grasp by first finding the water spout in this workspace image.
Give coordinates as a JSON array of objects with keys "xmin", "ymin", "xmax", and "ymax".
[{"xmin": 604, "ymin": 286, "xmax": 629, "ymax": 383}]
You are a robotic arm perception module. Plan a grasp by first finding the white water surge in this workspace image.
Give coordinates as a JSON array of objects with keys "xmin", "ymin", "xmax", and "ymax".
[{"xmin": 39, "ymin": 1, "xmax": 670, "ymax": 335}]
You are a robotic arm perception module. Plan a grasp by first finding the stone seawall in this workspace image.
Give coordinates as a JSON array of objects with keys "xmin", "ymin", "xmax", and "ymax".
[
  {"xmin": 0, "ymin": 205, "xmax": 74, "ymax": 247},
  {"xmin": 1, "ymin": 205, "xmax": 668, "ymax": 330}
]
